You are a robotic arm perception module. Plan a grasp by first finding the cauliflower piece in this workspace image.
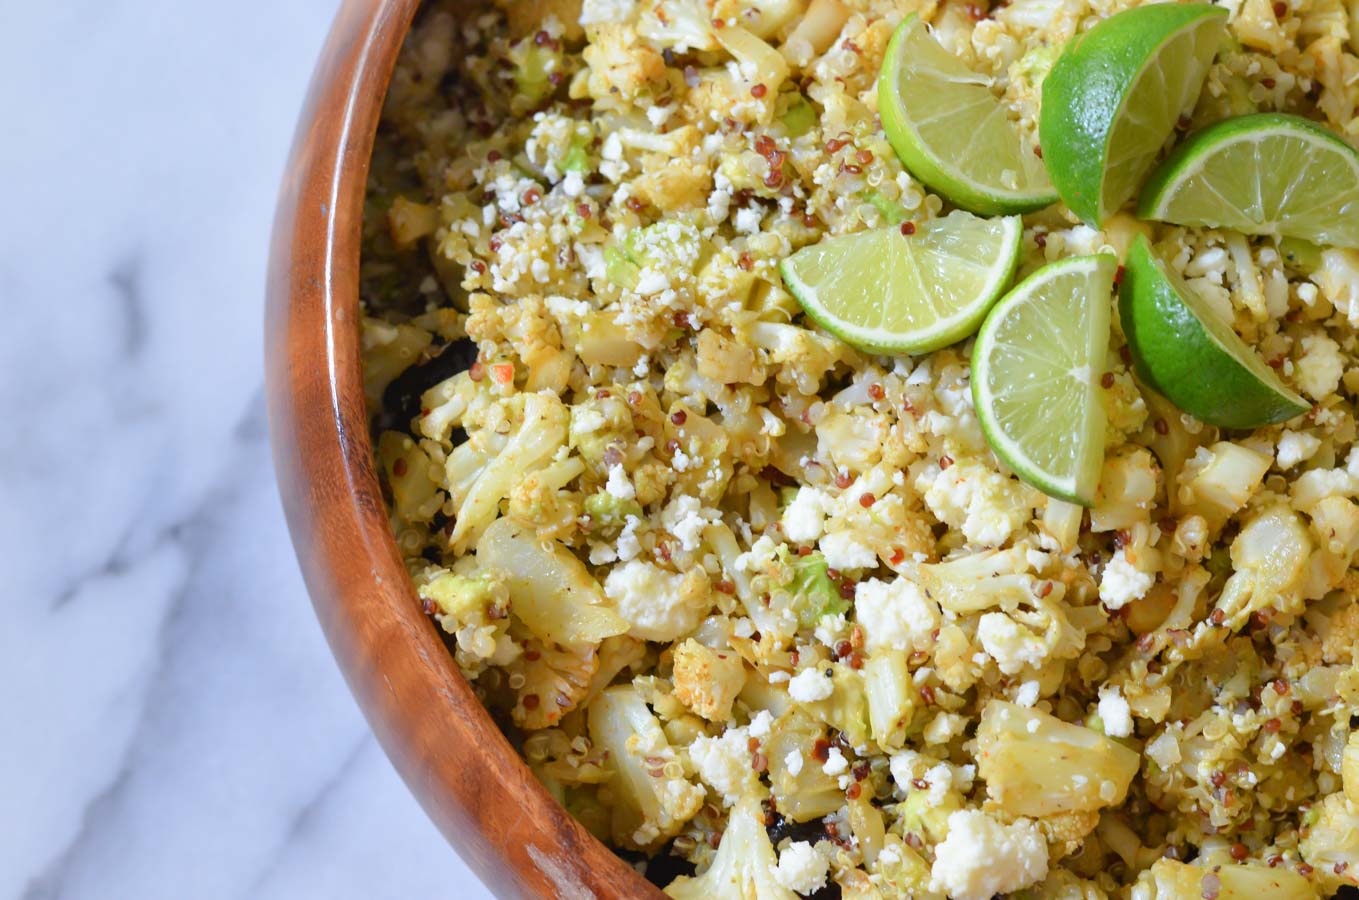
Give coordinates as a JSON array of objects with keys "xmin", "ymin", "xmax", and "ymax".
[
  {"xmin": 1300, "ymin": 794, "xmax": 1359, "ymax": 894},
  {"xmin": 672, "ymin": 639, "xmax": 747, "ymax": 721},
  {"xmin": 853, "ymin": 577, "xmax": 942, "ymax": 653},
  {"xmin": 977, "ymin": 702, "xmax": 1139, "ymax": 816},
  {"xmin": 1294, "ymin": 333, "xmax": 1345, "ymax": 401},
  {"xmin": 1211, "ymin": 505, "xmax": 1313, "ymax": 627},
  {"xmin": 664, "ymin": 796, "xmax": 796, "ymax": 900},
  {"xmin": 589, "ymin": 685, "xmax": 704, "ymax": 848},
  {"xmin": 1132, "ymin": 858, "xmax": 1317, "ymax": 899},
  {"xmin": 929, "ymin": 809, "xmax": 1048, "ymax": 900},
  {"xmin": 603, "ymin": 559, "xmax": 712, "ymax": 642},
  {"xmin": 581, "ymin": 24, "xmax": 666, "ymax": 101},
  {"xmin": 1314, "ymin": 247, "xmax": 1359, "ymax": 326},
  {"xmin": 1180, "ymin": 442, "xmax": 1271, "ymax": 528},
  {"xmin": 1090, "ymin": 449, "xmax": 1157, "ymax": 532},
  {"xmin": 507, "ymin": 639, "xmax": 598, "ymax": 729},
  {"xmin": 418, "ymin": 569, "xmax": 513, "ymax": 675}
]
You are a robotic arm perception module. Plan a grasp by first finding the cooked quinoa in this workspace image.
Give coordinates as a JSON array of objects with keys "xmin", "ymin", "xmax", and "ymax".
[{"xmin": 359, "ymin": 0, "xmax": 1359, "ymax": 896}]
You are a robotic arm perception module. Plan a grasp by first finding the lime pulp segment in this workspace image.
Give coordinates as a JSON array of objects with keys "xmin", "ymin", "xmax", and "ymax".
[
  {"xmin": 780, "ymin": 211, "xmax": 1022, "ymax": 354},
  {"xmin": 1138, "ymin": 113, "xmax": 1359, "ymax": 248},
  {"xmin": 879, "ymin": 14, "xmax": 1056, "ymax": 215},
  {"xmin": 1039, "ymin": 3, "xmax": 1228, "ymax": 226},
  {"xmin": 972, "ymin": 254, "xmax": 1116, "ymax": 505},
  {"xmin": 1119, "ymin": 235, "xmax": 1309, "ymax": 429}
]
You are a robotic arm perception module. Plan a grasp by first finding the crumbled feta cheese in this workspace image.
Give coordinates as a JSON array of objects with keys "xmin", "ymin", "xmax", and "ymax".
[
  {"xmin": 562, "ymin": 171, "xmax": 585, "ymax": 198},
  {"xmin": 853, "ymin": 577, "xmax": 942, "ymax": 653},
  {"xmin": 733, "ymin": 206, "xmax": 762, "ymax": 234},
  {"xmin": 918, "ymin": 458, "xmax": 1033, "ymax": 547},
  {"xmin": 784, "ymin": 749, "xmax": 804, "ymax": 776},
  {"xmin": 819, "ymin": 531, "xmax": 877, "ymax": 570},
  {"xmin": 929, "ymin": 810, "xmax": 1048, "ymax": 900},
  {"xmin": 660, "ymin": 495, "xmax": 718, "ymax": 552},
  {"xmin": 1015, "ymin": 680, "xmax": 1040, "ymax": 707},
  {"xmin": 603, "ymin": 559, "xmax": 703, "ymax": 641},
  {"xmin": 774, "ymin": 841, "xmax": 829, "ymax": 895},
  {"xmin": 574, "ymin": 407, "xmax": 607, "ymax": 433},
  {"xmin": 1097, "ymin": 685, "xmax": 1133, "ymax": 738},
  {"xmin": 923, "ymin": 712, "xmax": 967, "ymax": 745},
  {"xmin": 788, "ymin": 666, "xmax": 834, "ymax": 703},
  {"xmin": 579, "ymin": 0, "xmax": 637, "ymax": 26},
  {"xmin": 1099, "ymin": 550, "xmax": 1154, "ymax": 610},
  {"xmin": 748, "ymin": 710, "xmax": 774, "ymax": 739},
  {"xmin": 615, "ymin": 515, "xmax": 642, "ymax": 562},
  {"xmin": 977, "ymin": 613, "xmax": 1047, "ymax": 674},
  {"xmin": 823, "ymin": 747, "xmax": 849, "ymax": 776},
  {"xmin": 688, "ymin": 729, "xmax": 756, "ymax": 805},
  {"xmin": 1276, "ymin": 430, "xmax": 1321, "ymax": 469},
  {"xmin": 605, "ymin": 464, "xmax": 635, "ymax": 500},
  {"xmin": 782, "ymin": 486, "xmax": 832, "ymax": 543},
  {"xmin": 1295, "ymin": 333, "xmax": 1344, "ymax": 400}
]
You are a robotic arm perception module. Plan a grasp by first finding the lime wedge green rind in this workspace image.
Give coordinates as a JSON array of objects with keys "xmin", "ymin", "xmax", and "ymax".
[
  {"xmin": 879, "ymin": 14, "xmax": 1057, "ymax": 215},
  {"xmin": 1119, "ymin": 235, "xmax": 1309, "ymax": 429},
  {"xmin": 1138, "ymin": 113, "xmax": 1359, "ymax": 249},
  {"xmin": 972, "ymin": 254, "xmax": 1116, "ymax": 506},
  {"xmin": 1039, "ymin": 3, "xmax": 1228, "ymax": 226},
  {"xmin": 781, "ymin": 212, "xmax": 1022, "ymax": 354}
]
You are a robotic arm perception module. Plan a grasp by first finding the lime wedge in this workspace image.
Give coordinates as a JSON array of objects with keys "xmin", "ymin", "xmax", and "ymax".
[
  {"xmin": 972, "ymin": 254, "xmax": 1116, "ymax": 505},
  {"xmin": 1039, "ymin": 3, "xmax": 1228, "ymax": 226},
  {"xmin": 1120, "ymin": 234, "xmax": 1308, "ymax": 428},
  {"xmin": 1138, "ymin": 113, "xmax": 1359, "ymax": 248},
  {"xmin": 878, "ymin": 14, "xmax": 1056, "ymax": 215},
  {"xmin": 780, "ymin": 211, "xmax": 1022, "ymax": 354}
]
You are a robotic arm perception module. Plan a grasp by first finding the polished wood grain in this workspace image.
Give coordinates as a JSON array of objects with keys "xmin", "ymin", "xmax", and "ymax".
[{"xmin": 264, "ymin": 2, "xmax": 666, "ymax": 896}]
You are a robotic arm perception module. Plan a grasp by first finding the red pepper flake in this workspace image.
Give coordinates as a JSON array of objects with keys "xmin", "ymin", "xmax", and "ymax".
[
  {"xmin": 670, "ymin": 410, "xmax": 687, "ymax": 426},
  {"xmin": 797, "ymin": 546, "xmax": 813, "ymax": 557},
  {"xmin": 1101, "ymin": 371, "xmax": 1116, "ymax": 389},
  {"xmin": 1267, "ymin": 354, "xmax": 1285, "ymax": 369},
  {"xmin": 867, "ymin": 383, "xmax": 885, "ymax": 401},
  {"xmin": 811, "ymin": 739, "xmax": 831, "ymax": 763},
  {"xmin": 747, "ymin": 736, "xmax": 762, "ymax": 752},
  {"xmin": 522, "ymin": 694, "xmax": 540, "ymax": 710},
  {"xmin": 750, "ymin": 83, "xmax": 767, "ymax": 98},
  {"xmin": 847, "ymin": 651, "xmax": 864, "ymax": 669},
  {"xmin": 576, "ymin": 202, "xmax": 592, "ymax": 218},
  {"xmin": 859, "ymin": 492, "xmax": 875, "ymax": 508},
  {"xmin": 900, "ymin": 221, "xmax": 917, "ymax": 236},
  {"xmin": 1114, "ymin": 264, "xmax": 1126, "ymax": 286},
  {"xmin": 1154, "ymin": 418, "xmax": 1169, "ymax": 435},
  {"xmin": 1038, "ymin": 580, "xmax": 1054, "ymax": 598},
  {"xmin": 419, "ymin": 408, "xmax": 430, "ymax": 417},
  {"xmin": 491, "ymin": 362, "xmax": 515, "ymax": 384},
  {"xmin": 392, "ymin": 458, "xmax": 408, "ymax": 477},
  {"xmin": 889, "ymin": 548, "xmax": 906, "ymax": 565},
  {"xmin": 833, "ymin": 640, "xmax": 853, "ymax": 659}
]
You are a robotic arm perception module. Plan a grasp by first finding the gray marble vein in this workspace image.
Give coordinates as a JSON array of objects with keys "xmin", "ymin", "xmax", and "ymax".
[{"xmin": 0, "ymin": 2, "xmax": 493, "ymax": 897}]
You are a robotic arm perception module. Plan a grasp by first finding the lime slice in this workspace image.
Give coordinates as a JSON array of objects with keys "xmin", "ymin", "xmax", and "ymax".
[
  {"xmin": 878, "ymin": 14, "xmax": 1057, "ymax": 215},
  {"xmin": 1120, "ymin": 234, "xmax": 1308, "ymax": 428},
  {"xmin": 1039, "ymin": 3, "xmax": 1228, "ymax": 226},
  {"xmin": 972, "ymin": 254, "xmax": 1116, "ymax": 505},
  {"xmin": 1138, "ymin": 113, "xmax": 1359, "ymax": 248},
  {"xmin": 780, "ymin": 211, "xmax": 1022, "ymax": 354}
]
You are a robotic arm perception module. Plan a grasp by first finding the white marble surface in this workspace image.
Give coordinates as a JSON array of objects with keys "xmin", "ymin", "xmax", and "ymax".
[{"xmin": 1, "ymin": 3, "xmax": 492, "ymax": 897}]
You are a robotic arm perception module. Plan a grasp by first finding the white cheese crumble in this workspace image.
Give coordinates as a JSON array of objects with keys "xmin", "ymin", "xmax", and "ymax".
[
  {"xmin": 853, "ymin": 577, "xmax": 942, "ymax": 653},
  {"xmin": 1097, "ymin": 685, "xmax": 1133, "ymax": 738},
  {"xmin": 774, "ymin": 842, "xmax": 829, "ymax": 894},
  {"xmin": 929, "ymin": 810, "xmax": 1048, "ymax": 900},
  {"xmin": 819, "ymin": 531, "xmax": 877, "ymax": 571},
  {"xmin": 787, "ymin": 667, "xmax": 834, "ymax": 703},
  {"xmin": 1099, "ymin": 550, "xmax": 1154, "ymax": 610},
  {"xmin": 605, "ymin": 464, "xmax": 635, "ymax": 500},
  {"xmin": 602, "ymin": 559, "xmax": 702, "ymax": 641},
  {"xmin": 781, "ymin": 485, "xmax": 832, "ymax": 543},
  {"xmin": 688, "ymin": 729, "xmax": 756, "ymax": 805},
  {"xmin": 976, "ymin": 612, "xmax": 1047, "ymax": 674}
]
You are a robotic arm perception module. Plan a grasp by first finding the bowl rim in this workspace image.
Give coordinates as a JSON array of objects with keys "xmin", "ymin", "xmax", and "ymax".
[{"xmin": 263, "ymin": 2, "xmax": 666, "ymax": 896}]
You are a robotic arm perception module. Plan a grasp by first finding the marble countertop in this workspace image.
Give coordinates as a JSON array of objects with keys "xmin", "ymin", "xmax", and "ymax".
[{"xmin": 1, "ymin": 3, "xmax": 491, "ymax": 897}]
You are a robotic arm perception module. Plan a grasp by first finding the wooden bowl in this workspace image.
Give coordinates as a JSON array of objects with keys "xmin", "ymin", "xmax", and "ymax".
[{"xmin": 264, "ymin": 2, "xmax": 665, "ymax": 896}]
